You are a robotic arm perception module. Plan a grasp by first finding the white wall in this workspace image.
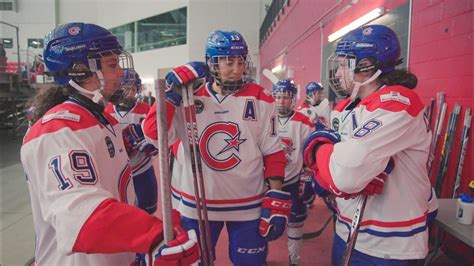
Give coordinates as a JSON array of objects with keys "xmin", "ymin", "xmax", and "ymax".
[
  {"xmin": 0, "ymin": 0, "xmax": 55, "ymax": 62},
  {"xmin": 1, "ymin": 0, "xmax": 262, "ymax": 87},
  {"xmin": 188, "ymin": 0, "xmax": 261, "ymax": 74}
]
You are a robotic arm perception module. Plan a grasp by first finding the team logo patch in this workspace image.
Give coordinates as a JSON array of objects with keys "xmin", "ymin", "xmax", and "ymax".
[
  {"xmin": 362, "ymin": 27, "xmax": 373, "ymax": 35},
  {"xmin": 195, "ymin": 100, "xmax": 204, "ymax": 114},
  {"xmin": 199, "ymin": 122, "xmax": 246, "ymax": 171},
  {"xmin": 380, "ymin": 91, "xmax": 411, "ymax": 105},
  {"xmin": 68, "ymin": 26, "xmax": 81, "ymax": 35},
  {"xmin": 332, "ymin": 118, "xmax": 340, "ymax": 131},
  {"xmin": 105, "ymin": 136, "xmax": 115, "ymax": 158}
]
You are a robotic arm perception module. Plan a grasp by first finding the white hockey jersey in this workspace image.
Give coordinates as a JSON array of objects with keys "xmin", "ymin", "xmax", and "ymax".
[
  {"xmin": 277, "ymin": 112, "xmax": 314, "ymax": 185},
  {"xmin": 105, "ymin": 102, "xmax": 153, "ymax": 175},
  {"xmin": 297, "ymin": 98, "xmax": 332, "ymax": 126},
  {"xmin": 314, "ymin": 85, "xmax": 437, "ymax": 260},
  {"xmin": 144, "ymin": 82, "xmax": 285, "ymax": 221},
  {"xmin": 21, "ymin": 98, "xmax": 164, "ymax": 266}
]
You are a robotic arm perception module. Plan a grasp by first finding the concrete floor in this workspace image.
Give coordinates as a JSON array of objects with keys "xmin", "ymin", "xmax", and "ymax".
[{"xmin": 0, "ymin": 129, "xmax": 465, "ymax": 266}]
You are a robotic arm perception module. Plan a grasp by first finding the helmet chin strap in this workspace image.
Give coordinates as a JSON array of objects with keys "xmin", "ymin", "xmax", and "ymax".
[
  {"xmin": 350, "ymin": 69, "xmax": 382, "ymax": 102},
  {"xmin": 68, "ymin": 70, "xmax": 106, "ymax": 104}
]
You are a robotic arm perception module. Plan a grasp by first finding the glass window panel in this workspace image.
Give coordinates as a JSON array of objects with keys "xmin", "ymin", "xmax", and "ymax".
[
  {"xmin": 110, "ymin": 23, "xmax": 135, "ymax": 53},
  {"xmin": 136, "ymin": 6, "xmax": 187, "ymax": 52},
  {"xmin": 27, "ymin": 38, "xmax": 44, "ymax": 48},
  {"xmin": 1, "ymin": 38, "xmax": 13, "ymax": 49}
]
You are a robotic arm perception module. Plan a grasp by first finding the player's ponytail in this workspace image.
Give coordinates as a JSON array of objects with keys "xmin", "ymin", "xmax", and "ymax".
[
  {"xmin": 28, "ymin": 85, "xmax": 72, "ymax": 124},
  {"xmin": 380, "ymin": 69, "xmax": 418, "ymax": 89}
]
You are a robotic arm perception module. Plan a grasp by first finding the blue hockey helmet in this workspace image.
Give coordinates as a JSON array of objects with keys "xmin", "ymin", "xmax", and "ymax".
[
  {"xmin": 327, "ymin": 25, "xmax": 402, "ymax": 99},
  {"xmin": 110, "ymin": 68, "xmax": 142, "ymax": 108},
  {"xmin": 272, "ymin": 79, "xmax": 297, "ymax": 116},
  {"xmin": 272, "ymin": 79, "xmax": 297, "ymax": 95},
  {"xmin": 205, "ymin": 30, "xmax": 248, "ymax": 62},
  {"xmin": 335, "ymin": 24, "xmax": 401, "ymax": 74},
  {"xmin": 122, "ymin": 68, "xmax": 142, "ymax": 93},
  {"xmin": 205, "ymin": 30, "xmax": 251, "ymax": 94},
  {"xmin": 305, "ymin": 81, "xmax": 323, "ymax": 95},
  {"xmin": 44, "ymin": 22, "xmax": 134, "ymax": 86}
]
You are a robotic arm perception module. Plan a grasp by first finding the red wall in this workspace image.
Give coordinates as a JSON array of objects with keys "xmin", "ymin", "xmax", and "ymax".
[
  {"xmin": 410, "ymin": 0, "xmax": 473, "ymax": 198},
  {"xmin": 260, "ymin": 0, "xmax": 473, "ymax": 197}
]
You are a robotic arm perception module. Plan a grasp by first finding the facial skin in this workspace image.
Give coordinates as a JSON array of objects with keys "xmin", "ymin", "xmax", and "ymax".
[
  {"xmin": 83, "ymin": 53, "xmax": 124, "ymax": 100},
  {"xmin": 335, "ymin": 56, "xmax": 355, "ymax": 94},
  {"xmin": 274, "ymin": 92, "xmax": 293, "ymax": 117},
  {"xmin": 308, "ymin": 90, "xmax": 324, "ymax": 105},
  {"xmin": 124, "ymin": 85, "xmax": 138, "ymax": 100},
  {"xmin": 334, "ymin": 56, "xmax": 380, "ymax": 100},
  {"xmin": 212, "ymin": 55, "xmax": 245, "ymax": 94}
]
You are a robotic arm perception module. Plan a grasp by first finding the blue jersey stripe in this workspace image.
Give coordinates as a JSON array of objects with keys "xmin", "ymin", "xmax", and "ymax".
[
  {"xmin": 337, "ymin": 217, "xmax": 427, "ymax": 238},
  {"xmin": 172, "ymin": 192, "xmax": 262, "ymax": 212}
]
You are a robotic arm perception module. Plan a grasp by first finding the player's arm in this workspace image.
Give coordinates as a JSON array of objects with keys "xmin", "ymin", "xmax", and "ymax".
[
  {"xmin": 258, "ymin": 99, "xmax": 290, "ymax": 241},
  {"xmin": 306, "ymin": 90, "xmax": 425, "ymax": 195},
  {"xmin": 27, "ymin": 135, "xmax": 163, "ymax": 255}
]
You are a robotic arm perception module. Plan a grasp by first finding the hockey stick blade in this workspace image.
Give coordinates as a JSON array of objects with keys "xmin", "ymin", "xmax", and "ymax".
[
  {"xmin": 262, "ymin": 68, "xmax": 279, "ymax": 85},
  {"xmin": 303, "ymin": 214, "xmax": 333, "ymax": 240}
]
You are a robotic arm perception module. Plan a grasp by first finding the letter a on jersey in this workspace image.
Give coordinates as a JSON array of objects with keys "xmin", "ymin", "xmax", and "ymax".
[
  {"xmin": 199, "ymin": 122, "xmax": 247, "ymax": 171},
  {"xmin": 243, "ymin": 99, "xmax": 257, "ymax": 121}
]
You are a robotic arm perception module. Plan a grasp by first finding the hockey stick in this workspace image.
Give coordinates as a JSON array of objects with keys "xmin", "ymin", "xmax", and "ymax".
[
  {"xmin": 262, "ymin": 68, "xmax": 279, "ymax": 85},
  {"xmin": 303, "ymin": 214, "xmax": 333, "ymax": 239},
  {"xmin": 434, "ymin": 104, "xmax": 461, "ymax": 196},
  {"xmin": 341, "ymin": 194, "xmax": 368, "ymax": 266},
  {"xmin": 428, "ymin": 103, "xmax": 447, "ymax": 177},
  {"xmin": 452, "ymin": 108, "xmax": 471, "ymax": 198},
  {"xmin": 182, "ymin": 83, "xmax": 214, "ymax": 265},
  {"xmin": 426, "ymin": 97, "xmax": 435, "ymax": 129},
  {"xmin": 155, "ymin": 82, "xmax": 174, "ymax": 242}
]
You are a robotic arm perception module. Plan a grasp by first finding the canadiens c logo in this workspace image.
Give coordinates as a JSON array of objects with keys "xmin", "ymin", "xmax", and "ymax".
[{"xmin": 199, "ymin": 121, "xmax": 246, "ymax": 171}]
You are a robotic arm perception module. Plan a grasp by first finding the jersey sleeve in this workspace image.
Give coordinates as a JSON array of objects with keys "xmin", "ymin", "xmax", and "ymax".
[
  {"xmin": 142, "ymin": 100, "xmax": 179, "ymax": 147},
  {"xmin": 22, "ymin": 129, "xmax": 163, "ymax": 255},
  {"xmin": 316, "ymin": 88, "xmax": 426, "ymax": 194}
]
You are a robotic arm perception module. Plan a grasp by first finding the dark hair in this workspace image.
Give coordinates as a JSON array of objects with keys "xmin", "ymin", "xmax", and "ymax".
[
  {"xmin": 28, "ymin": 86, "xmax": 71, "ymax": 124},
  {"xmin": 380, "ymin": 69, "xmax": 417, "ymax": 89}
]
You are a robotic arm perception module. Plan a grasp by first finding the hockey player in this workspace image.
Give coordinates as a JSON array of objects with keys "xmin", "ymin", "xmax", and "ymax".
[
  {"xmin": 303, "ymin": 25, "xmax": 438, "ymax": 265},
  {"xmin": 297, "ymin": 81, "xmax": 332, "ymax": 126},
  {"xmin": 272, "ymin": 79, "xmax": 314, "ymax": 266},
  {"xmin": 20, "ymin": 23, "xmax": 198, "ymax": 265},
  {"xmin": 143, "ymin": 30, "xmax": 290, "ymax": 265},
  {"xmin": 105, "ymin": 70, "xmax": 158, "ymax": 215}
]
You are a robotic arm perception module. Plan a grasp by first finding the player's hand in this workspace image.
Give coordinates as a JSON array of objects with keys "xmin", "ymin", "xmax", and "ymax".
[
  {"xmin": 164, "ymin": 61, "xmax": 207, "ymax": 107},
  {"xmin": 259, "ymin": 189, "xmax": 291, "ymax": 241},
  {"xmin": 303, "ymin": 129, "xmax": 341, "ymax": 168},
  {"xmin": 122, "ymin": 124, "xmax": 158, "ymax": 158},
  {"xmin": 150, "ymin": 210, "xmax": 200, "ymax": 266},
  {"xmin": 298, "ymin": 171, "xmax": 316, "ymax": 205},
  {"xmin": 360, "ymin": 158, "xmax": 394, "ymax": 196}
]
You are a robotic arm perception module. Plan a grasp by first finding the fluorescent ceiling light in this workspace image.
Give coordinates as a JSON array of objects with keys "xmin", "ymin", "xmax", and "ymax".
[
  {"xmin": 271, "ymin": 65, "xmax": 283, "ymax": 73},
  {"xmin": 31, "ymin": 40, "xmax": 40, "ymax": 45},
  {"xmin": 3, "ymin": 39, "xmax": 11, "ymax": 43},
  {"xmin": 328, "ymin": 7, "xmax": 385, "ymax": 42}
]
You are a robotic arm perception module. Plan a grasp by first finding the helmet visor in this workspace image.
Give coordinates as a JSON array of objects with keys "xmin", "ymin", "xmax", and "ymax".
[{"xmin": 327, "ymin": 53, "xmax": 357, "ymax": 99}]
